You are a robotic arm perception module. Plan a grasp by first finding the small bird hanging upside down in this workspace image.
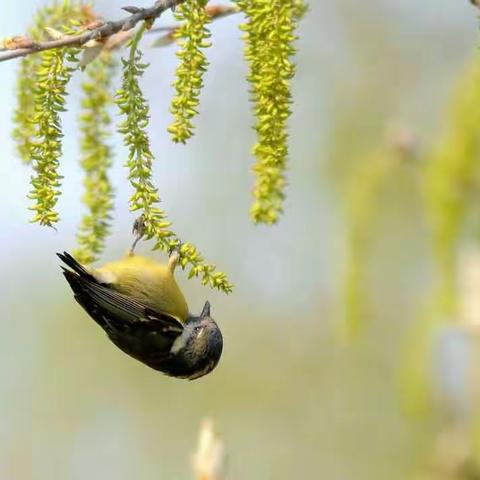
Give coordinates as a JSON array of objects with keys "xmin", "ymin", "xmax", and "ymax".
[{"xmin": 57, "ymin": 245, "xmax": 223, "ymax": 380}]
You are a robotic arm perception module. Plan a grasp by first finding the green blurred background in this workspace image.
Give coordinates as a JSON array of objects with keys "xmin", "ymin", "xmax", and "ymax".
[{"xmin": 1, "ymin": 1, "xmax": 479, "ymax": 479}]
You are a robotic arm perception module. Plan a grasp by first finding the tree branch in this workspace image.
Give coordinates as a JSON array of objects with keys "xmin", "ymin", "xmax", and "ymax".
[
  {"xmin": 0, "ymin": 0, "xmax": 186, "ymax": 63},
  {"xmin": 106, "ymin": 5, "xmax": 240, "ymax": 51},
  {"xmin": 149, "ymin": 4, "xmax": 239, "ymax": 34}
]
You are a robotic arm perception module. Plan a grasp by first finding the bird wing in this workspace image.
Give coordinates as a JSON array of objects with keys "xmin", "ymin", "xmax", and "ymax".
[{"xmin": 58, "ymin": 252, "xmax": 184, "ymax": 336}]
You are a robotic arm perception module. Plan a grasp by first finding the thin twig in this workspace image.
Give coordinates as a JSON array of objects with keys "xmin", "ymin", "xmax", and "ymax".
[
  {"xmin": 0, "ymin": 0, "xmax": 186, "ymax": 62},
  {"xmin": 148, "ymin": 4, "xmax": 239, "ymax": 34},
  {"xmin": 149, "ymin": 4, "xmax": 239, "ymax": 48},
  {"xmin": 103, "ymin": 4, "xmax": 240, "ymax": 51}
]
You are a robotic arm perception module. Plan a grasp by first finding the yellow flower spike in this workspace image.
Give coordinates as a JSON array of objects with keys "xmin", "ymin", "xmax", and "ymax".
[
  {"xmin": 168, "ymin": 0, "xmax": 211, "ymax": 144},
  {"xmin": 237, "ymin": 0, "xmax": 301, "ymax": 225}
]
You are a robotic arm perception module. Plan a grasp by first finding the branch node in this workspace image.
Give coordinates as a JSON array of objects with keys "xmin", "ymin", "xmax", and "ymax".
[{"xmin": 122, "ymin": 6, "xmax": 143, "ymax": 14}]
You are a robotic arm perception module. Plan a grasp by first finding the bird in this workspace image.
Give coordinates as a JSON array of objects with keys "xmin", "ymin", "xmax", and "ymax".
[{"xmin": 57, "ymin": 249, "xmax": 223, "ymax": 380}]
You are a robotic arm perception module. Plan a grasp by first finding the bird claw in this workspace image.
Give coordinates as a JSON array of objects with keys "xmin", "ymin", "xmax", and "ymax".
[
  {"xmin": 129, "ymin": 215, "xmax": 146, "ymax": 256},
  {"xmin": 132, "ymin": 215, "xmax": 146, "ymax": 237},
  {"xmin": 168, "ymin": 241, "xmax": 183, "ymax": 273},
  {"xmin": 168, "ymin": 239, "xmax": 183, "ymax": 255}
]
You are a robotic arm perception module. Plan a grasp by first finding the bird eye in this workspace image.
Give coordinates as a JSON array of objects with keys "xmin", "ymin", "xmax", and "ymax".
[{"xmin": 194, "ymin": 325, "xmax": 205, "ymax": 337}]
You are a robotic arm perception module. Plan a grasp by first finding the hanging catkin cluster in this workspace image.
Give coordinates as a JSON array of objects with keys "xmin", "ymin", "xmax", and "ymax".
[
  {"xmin": 237, "ymin": 0, "xmax": 303, "ymax": 224},
  {"xmin": 28, "ymin": 47, "xmax": 77, "ymax": 227},
  {"xmin": 9, "ymin": 0, "xmax": 309, "ymax": 293},
  {"xmin": 168, "ymin": 0, "xmax": 211, "ymax": 143},
  {"xmin": 74, "ymin": 53, "xmax": 116, "ymax": 264},
  {"xmin": 116, "ymin": 27, "xmax": 173, "ymax": 244},
  {"xmin": 424, "ymin": 60, "xmax": 480, "ymax": 315}
]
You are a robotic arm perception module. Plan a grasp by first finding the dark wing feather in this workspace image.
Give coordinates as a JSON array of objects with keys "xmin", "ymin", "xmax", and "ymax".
[{"xmin": 58, "ymin": 251, "xmax": 183, "ymax": 337}]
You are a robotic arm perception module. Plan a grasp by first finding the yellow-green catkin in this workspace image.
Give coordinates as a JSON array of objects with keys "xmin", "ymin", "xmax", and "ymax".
[
  {"xmin": 28, "ymin": 47, "xmax": 77, "ymax": 227},
  {"xmin": 74, "ymin": 53, "xmax": 115, "ymax": 264},
  {"xmin": 398, "ymin": 298, "xmax": 446, "ymax": 417},
  {"xmin": 292, "ymin": 0, "xmax": 308, "ymax": 19},
  {"xmin": 168, "ymin": 0, "xmax": 211, "ymax": 143},
  {"xmin": 13, "ymin": 0, "xmax": 84, "ymax": 164},
  {"xmin": 116, "ymin": 27, "xmax": 173, "ymax": 242},
  {"xmin": 238, "ymin": 0, "xmax": 299, "ymax": 224},
  {"xmin": 341, "ymin": 148, "xmax": 403, "ymax": 336},
  {"xmin": 424, "ymin": 60, "xmax": 480, "ymax": 316},
  {"xmin": 116, "ymin": 26, "xmax": 233, "ymax": 293}
]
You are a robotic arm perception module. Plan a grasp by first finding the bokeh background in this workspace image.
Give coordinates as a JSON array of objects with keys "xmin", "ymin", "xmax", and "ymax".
[{"xmin": 1, "ymin": 1, "xmax": 479, "ymax": 479}]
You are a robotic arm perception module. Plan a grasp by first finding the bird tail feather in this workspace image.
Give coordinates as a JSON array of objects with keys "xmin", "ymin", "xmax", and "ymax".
[{"xmin": 57, "ymin": 251, "xmax": 96, "ymax": 281}]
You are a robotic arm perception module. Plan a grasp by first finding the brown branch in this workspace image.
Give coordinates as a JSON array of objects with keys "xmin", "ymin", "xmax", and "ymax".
[
  {"xmin": 0, "ymin": 0, "xmax": 186, "ymax": 62},
  {"xmin": 150, "ymin": 4, "xmax": 240, "ymax": 47},
  {"xmin": 149, "ymin": 4, "xmax": 239, "ymax": 34},
  {"xmin": 102, "ymin": 4, "xmax": 240, "ymax": 51}
]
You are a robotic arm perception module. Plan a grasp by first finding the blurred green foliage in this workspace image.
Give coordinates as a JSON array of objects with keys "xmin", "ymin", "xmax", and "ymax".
[
  {"xmin": 74, "ymin": 53, "xmax": 115, "ymax": 264},
  {"xmin": 424, "ymin": 60, "xmax": 480, "ymax": 316}
]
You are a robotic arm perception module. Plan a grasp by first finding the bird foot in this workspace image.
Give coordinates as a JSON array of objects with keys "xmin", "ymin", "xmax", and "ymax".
[
  {"xmin": 168, "ymin": 241, "xmax": 182, "ymax": 273},
  {"xmin": 129, "ymin": 215, "xmax": 146, "ymax": 256}
]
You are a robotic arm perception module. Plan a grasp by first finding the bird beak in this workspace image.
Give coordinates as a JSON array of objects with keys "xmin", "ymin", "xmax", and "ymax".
[
  {"xmin": 197, "ymin": 327, "xmax": 205, "ymax": 339},
  {"xmin": 200, "ymin": 300, "xmax": 211, "ymax": 318}
]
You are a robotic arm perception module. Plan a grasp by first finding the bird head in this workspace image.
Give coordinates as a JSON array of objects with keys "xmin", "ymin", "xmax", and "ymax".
[{"xmin": 170, "ymin": 301, "xmax": 223, "ymax": 380}]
